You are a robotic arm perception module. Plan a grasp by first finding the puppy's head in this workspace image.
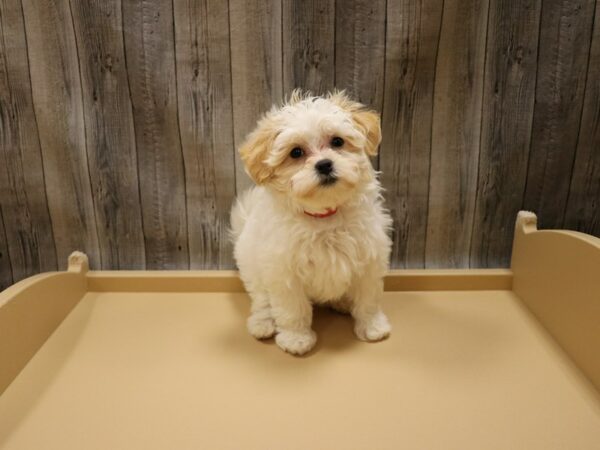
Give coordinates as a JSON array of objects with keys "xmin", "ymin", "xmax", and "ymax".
[{"xmin": 239, "ymin": 90, "xmax": 381, "ymax": 210}]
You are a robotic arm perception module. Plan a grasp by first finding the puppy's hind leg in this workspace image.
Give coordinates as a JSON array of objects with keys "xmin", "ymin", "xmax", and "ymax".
[{"xmin": 247, "ymin": 290, "xmax": 276, "ymax": 339}]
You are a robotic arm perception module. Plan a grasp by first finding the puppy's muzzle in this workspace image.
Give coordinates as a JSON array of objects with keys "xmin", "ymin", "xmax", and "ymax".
[{"xmin": 315, "ymin": 159, "xmax": 337, "ymax": 185}]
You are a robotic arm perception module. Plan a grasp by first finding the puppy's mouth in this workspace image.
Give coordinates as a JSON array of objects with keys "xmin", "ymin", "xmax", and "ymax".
[{"xmin": 319, "ymin": 174, "xmax": 338, "ymax": 186}]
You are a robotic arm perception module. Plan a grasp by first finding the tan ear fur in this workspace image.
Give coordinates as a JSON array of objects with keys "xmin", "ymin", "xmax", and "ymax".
[
  {"xmin": 239, "ymin": 118, "xmax": 278, "ymax": 184},
  {"xmin": 352, "ymin": 109, "xmax": 382, "ymax": 156},
  {"xmin": 327, "ymin": 91, "xmax": 382, "ymax": 156}
]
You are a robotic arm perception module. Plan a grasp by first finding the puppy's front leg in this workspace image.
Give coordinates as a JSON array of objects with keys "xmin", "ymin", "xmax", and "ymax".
[
  {"xmin": 269, "ymin": 282, "xmax": 316, "ymax": 355},
  {"xmin": 349, "ymin": 267, "xmax": 391, "ymax": 342},
  {"xmin": 247, "ymin": 291, "xmax": 276, "ymax": 339}
]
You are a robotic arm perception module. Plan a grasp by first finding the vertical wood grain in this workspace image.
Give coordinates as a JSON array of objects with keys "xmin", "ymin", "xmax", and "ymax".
[
  {"xmin": 470, "ymin": 0, "xmax": 542, "ymax": 268},
  {"xmin": 334, "ymin": 0, "xmax": 386, "ymax": 110},
  {"xmin": 123, "ymin": 0, "xmax": 189, "ymax": 269},
  {"xmin": 282, "ymin": 0, "xmax": 335, "ymax": 93},
  {"xmin": 379, "ymin": 0, "xmax": 443, "ymax": 268},
  {"xmin": 564, "ymin": 2, "xmax": 600, "ymax": 236},
  {"xmin": 2, "ymin": 1, "xmax": 600, "ymax": 279},
  {"xmin": 229, "ymin": 0, "xmax": 283, "ymax": 194},
  {"xmin": 69, "ymin": 0, "xmax": 145, "ymax": 269},
  {"xmin": 523, "ymin": 0, "xmax": 595, "ymax": 229},
  {"xmin": 0, "ymin": 207, "xmax": 12, "ymax": 290},
  {"xmin": 174, "ymin": 0, "xmax": 235, "ymax": 268},
  {"xmin": 335, "ymin": 0, "xmax": 386, "ymax": 170},
  {"xmin": 21, "ymin": 0, "xmax": 101, "ymax": 269},
  {"xmin": 423, "ymin": 0, "xmax": 491, "ymax": 268},
  {"xmin": 425, "ymin": 0, "xmax": 490, "ymax": 268},
  {"xmin": 0, "ymin": 0, "xmax": 57, "ymax": 280}
]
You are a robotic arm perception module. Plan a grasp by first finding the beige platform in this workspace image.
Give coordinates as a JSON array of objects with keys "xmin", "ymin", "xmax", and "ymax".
[{"xmin": 0, "ymin": 212, "xmax": 599, "ymax": 449}]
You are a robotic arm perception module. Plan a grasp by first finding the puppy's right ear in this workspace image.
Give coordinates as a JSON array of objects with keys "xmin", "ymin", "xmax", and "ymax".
[{"xmin": 239, "ymin": 118, "xmax": 278, "ymax": 185}]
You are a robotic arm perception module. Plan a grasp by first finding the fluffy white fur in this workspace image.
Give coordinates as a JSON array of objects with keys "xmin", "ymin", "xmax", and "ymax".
[{"xmin": 231, "ymin": 91, "xmax": 392, "ymax": 355}]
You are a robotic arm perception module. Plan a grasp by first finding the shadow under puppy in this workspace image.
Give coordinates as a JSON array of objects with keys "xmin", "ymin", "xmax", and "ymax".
[{"xmin": 230, "ymin": 90, "xmax": 392, "ymax": 355}]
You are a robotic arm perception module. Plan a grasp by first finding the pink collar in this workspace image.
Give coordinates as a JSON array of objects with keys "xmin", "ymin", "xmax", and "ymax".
[{"xmin": 303, "ymin": 207, "xmax": 338, "ymax": 218}]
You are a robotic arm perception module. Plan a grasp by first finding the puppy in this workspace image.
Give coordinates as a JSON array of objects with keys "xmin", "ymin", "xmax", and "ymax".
[{"xmin": 230, "ymin": 90, "xmax": 392, "ymax": 355}]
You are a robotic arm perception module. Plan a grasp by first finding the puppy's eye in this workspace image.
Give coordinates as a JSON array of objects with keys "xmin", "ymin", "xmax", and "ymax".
[
  {"xmin": 290, "ymin": 147, "xmax": 304, "ymax": 159},
  {"xmin": 331, "ymin": 137, "xmax": 344, "ymax": 148}
]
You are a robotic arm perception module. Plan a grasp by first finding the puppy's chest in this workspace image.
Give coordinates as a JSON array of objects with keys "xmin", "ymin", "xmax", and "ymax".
[{"xmin": 290, "ymin": 225, "xmax": 373, "ymax": 300}]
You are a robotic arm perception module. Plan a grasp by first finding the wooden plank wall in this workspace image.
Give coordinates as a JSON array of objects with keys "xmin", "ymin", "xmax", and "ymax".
[{"xmin": 0, "ymin": 0, "xmax": 599, "ymax": 285}]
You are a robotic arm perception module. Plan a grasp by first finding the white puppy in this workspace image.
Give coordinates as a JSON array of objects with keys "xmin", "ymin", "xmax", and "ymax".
[{"xmin": 230, "ymin": 90, "xmax": 392, "ymax": 355}]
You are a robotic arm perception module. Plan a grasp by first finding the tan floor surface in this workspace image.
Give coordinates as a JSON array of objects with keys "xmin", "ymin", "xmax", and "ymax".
[{"xmin": 1, "ymin": 291, "xmax": 599, "ymax": 450}]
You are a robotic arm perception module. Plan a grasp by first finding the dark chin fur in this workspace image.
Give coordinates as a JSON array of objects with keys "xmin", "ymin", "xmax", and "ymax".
[{"xmin": 319, "ymin": 175, "xmax": 338, "ymax": 186}]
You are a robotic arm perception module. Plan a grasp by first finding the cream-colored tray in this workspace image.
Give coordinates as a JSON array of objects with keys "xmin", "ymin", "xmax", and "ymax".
[{"xmin": 0, "ymin": 212, "xmax": 599, "ymax": 449}]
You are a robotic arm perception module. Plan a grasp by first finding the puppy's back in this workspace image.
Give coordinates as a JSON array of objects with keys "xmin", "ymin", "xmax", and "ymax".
[{"xmin": 229, "ymin": 187, "xmax": 262, "ymax": 242}]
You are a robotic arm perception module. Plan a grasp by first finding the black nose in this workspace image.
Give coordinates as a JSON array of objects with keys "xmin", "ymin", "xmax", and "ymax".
[{"xmin": 315, "ymin": 159, "xmax": 333, "ymax": 175}]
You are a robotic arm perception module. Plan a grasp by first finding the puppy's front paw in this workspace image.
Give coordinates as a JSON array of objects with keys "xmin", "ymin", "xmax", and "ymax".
[
  {"xmin": 354, "ymin": 311, "xmax": 391, "ymax": 342},
  {"xmin": 275, "ymin": 329, "xmax": 317, "ymax": 355},
  {"xmin": 247, "ymin": 315, "xmax": 276, "ymax": 339}
]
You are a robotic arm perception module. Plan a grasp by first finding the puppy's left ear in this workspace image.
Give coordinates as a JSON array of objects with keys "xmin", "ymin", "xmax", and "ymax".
[{"xmin": 352, "ymin": 109, "xmax": 382, "ymax": 156}]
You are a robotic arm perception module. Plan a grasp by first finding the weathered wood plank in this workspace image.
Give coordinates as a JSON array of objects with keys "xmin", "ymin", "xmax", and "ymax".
[
  {"xmin": 69, "ymin": 0, "xmax": 145, "ymax": 269},
  {"xmin": 379, "ymin": 0, "xmax": 443, "ymax": 269},
  {"xmin": 425, "ymin": 0, "xmax": 490, "ymax": 268},
  {"xmin": 470, "ymin": 0, "xmax": 542, "ymax": 268},
  {"xmin": 564, "ymin": 1, "xmax": 600, "ymax": 236},
  {"xmin": 123, "ymin": 0, "xmax": 189, "ymax": 269},
  {"xmin": 21, "ymin": 0, "xmax": 101, "ymax": 270},
  {"xmin": 229, "ymin": 0, "xmax": 283, "ymax": 194},
  {"xmin": 282, "ymin": 0, "xmax": 335, "ymax": 94},
  {"xmin": 174, "ymin": 0, "xmax": 235, "ymax": 269},
  {"xmin": 0, "ymin": 0, "xmax": 57, "ymax": 280},
  {"xmin": 524, "ymin": 0, "xmax": 595, "ymax": 229},
  {"xmin": 0, "ymin": 207, "xmax": 12, "ymax": 290},
  {"xmin": 334, "ymin": 0, "xmax": 386, "ymax": 110},
  {"xmin": 1, "ymin": 0, "xmax": 598, "ymax": 274},
  {"xmin": 334, "ymin": 0, "xmax": 386, "ymax": 170}
]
